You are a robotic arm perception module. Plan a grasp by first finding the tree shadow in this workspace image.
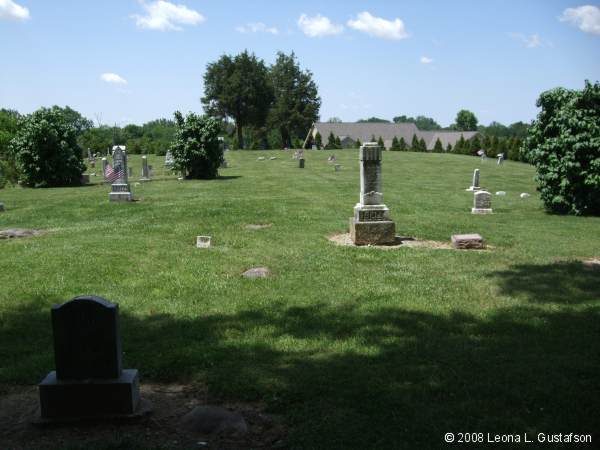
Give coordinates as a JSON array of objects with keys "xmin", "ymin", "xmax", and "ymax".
[
  {"xmin": 1, "ymin": 295, "xmax": 598, "ymax": 448},
  {"xmin": 491, "ymin": 261, "xmax": 600, "ymax": 304}
]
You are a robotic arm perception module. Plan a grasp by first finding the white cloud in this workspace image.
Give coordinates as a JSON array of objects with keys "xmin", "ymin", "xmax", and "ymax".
[
  {"xmin": 509, "ymin": 32, "xmax": 543, "ymax": 48},
  {"xmin": 100, "ymin": 73, "xmax": 128, "ymax": 85},
  {"xmin": 297, "ymin": 13, "xmax": 343, "ymax": 37},
  {"xmin": 132, "ymin": 0, "xmax": 205, "ymax": 31},
  {"xmin": 420, "ymin": 56, "xmax": 433, "ymax": 64},
  {"xmin": 347, "ymin": 11, "xmax": 409, "ymax": 40},
  {"xmin": 560, "ymin": 5, "xmax": 600, "ymax": 35},
  {"xmin": 235, "ymin": 22, "xmax": 278, "ymax": 34},
  {"xmin": 0, "ymin": 0, "xmax": 30, "ymax": 21}
]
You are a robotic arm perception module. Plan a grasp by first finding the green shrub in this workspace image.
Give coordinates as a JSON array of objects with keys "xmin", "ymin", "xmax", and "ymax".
[
  {"xmin": 9, "ymin": 107, "xmax": 85, "ymax": 187},
  {"xmin": 523, "ymin": 80, "xmax": 600, "ymax": 215},
  {"xmin": 170, "ymin": 111, "xmax": 222, "ymax": 179}
]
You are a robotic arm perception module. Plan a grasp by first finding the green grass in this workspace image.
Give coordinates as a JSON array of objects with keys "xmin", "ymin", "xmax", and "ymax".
[{"xmin": 1, "ymin": 150, "xmax": 599, "ymax": 449}]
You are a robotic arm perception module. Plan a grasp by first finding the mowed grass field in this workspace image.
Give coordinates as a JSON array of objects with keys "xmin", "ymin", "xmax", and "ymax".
[{"xmin": 1, "ymin": 150, "xmax": 599, "ymax": 449}]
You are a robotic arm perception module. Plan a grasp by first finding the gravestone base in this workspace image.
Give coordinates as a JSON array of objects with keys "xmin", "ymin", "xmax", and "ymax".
[
  {"xmin": 471, "ymin": 208, "xmax": 493, "ymax": 214},
  {"xmin": 39, "ymin": 369, "xmax": 141, "ymax": 420},
  {"xmin": 349, "ymin": 217, "xmax": 396, "ymax": 245},
  {"xmin": 109, "ymin": 184, "xmax": 133, "ymax": 202},
  {"xmin": 465, "ymin": 186, "xmax": 481, "ymax": 191},
  {"xmin": 139, "ymin": 177, "xmax": 151, "ymax": 183}
]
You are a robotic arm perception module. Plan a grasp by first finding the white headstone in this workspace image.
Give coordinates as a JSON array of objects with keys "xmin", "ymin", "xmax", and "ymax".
[{"xmin": 472, "ymin": 191, "xmax": 492, "ymax": 214}]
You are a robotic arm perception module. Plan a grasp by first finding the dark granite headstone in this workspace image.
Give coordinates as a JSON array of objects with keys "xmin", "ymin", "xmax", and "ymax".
[
  {"xmin": 299, "ymin": 158, "xmax": 305, "ymax": 169},
  {"xmin": 38, "ymin": 295, "xmax": 141, "ymax": 421},
  {"xmin": 52, "ymin": 296, "xmax": 122, "ymax": 379}
]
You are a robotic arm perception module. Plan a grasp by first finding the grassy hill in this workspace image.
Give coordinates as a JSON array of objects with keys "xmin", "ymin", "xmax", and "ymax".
[{"xmin": 1, "ymin": 150, "xmax": 599, "ymax": 448}]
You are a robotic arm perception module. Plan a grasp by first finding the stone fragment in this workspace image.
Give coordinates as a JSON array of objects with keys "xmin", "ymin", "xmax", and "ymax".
[
  {"xmin": 242, "ymin": 267, "xmax": 271, "ymax": 279},
  {"xmin": 180, "ymin": 406, "xmax": 247, "ymax": 435}
]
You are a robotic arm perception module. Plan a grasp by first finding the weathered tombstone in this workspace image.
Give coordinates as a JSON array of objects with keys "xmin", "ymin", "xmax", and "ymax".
[
  {"xmin": 87, "ymin": 148, "xmax": 92, "ymax": 161},
  {"xmin": 451, "ymin": 233, "xmax": 485, "ymax": 249},
  {"xmin": 128, "ymin": 167, "xmax": 133, "ymax": 177},
  {"xmin": 466, "ymin": 169, "xmax": 481, "ymax": 191},
  {"xmin": 80, "ymin": 174, "xmax": 90, "ymax": 185},
  {"xmin": 38, "ymin": 296, "xmax": 141, "ymax": 420},
  {"xmin": 196, "ymin": 235, "xmax": 211, "ymax": 248},
  {"xmin": 349, "ymin": 143, "xmax": 396, "ymax": 245},
  {"xmin": 472, "ymin": 190, "xmax": 493, "ymax": 214},
  {"xmin": 140, "ymin": 155, "xmax": 150, "ymax": 181},
  {"xmin": 299, "ymin": 158, "xmax": 305, "ymax": 169},
  {"xmin": 311, "ymin": 144, "xmax": 317, "ymax": 150},
  {"xmin": 102, "ymin": 157, "xmax": 109, "ymax": 183},
  {"xmin": 497, "ymin": 153, "xmax": 504, "ymax": 165},
  {"xmin": 109, "ymin": 146, "xmax": 133, "ymax": 202}
]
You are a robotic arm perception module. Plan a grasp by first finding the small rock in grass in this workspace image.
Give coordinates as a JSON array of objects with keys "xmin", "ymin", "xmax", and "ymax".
[
  {"xmin": 242, "ymin": 267, "xmax": 271, "ymax": 278},
  {"xmin": 180, "ymin": 405, "xmax": 247, "ymax": 435},
  {"xmin": 495, "ymin": 191, "xmax": 506, "ymax": 196},
  {"xmin": 520, "ymin": 193, "xmax": 531, "ymax": 198},
  {"xmin": 451, "ymin": 233, "xmax": 485, "ymax": 249},
  {"xmin": 269, "ymin": 156, "xmax": 277, "ymax": 160}
]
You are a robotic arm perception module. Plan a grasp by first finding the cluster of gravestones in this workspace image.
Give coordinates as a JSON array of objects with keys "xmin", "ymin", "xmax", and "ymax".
[{"xmin": 466, "ymin": 168, "xmax": 531, "ymax": 214}]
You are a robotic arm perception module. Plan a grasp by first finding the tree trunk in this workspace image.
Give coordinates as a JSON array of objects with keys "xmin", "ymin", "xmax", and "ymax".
[
  {"xmin": 280, "ymin": 128, "xmax": 290, "ymax": 149},
  {"xmin": 236, "ymin": 122, "xmax": 244, "ymax": 149}
]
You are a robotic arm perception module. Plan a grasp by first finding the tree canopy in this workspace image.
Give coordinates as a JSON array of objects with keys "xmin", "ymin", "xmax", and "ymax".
[
  {"xmin": 269, "ymin": 52, "xmax": 321, "ymax": 148},
  {"xmin": 393, "ymin": 115, "xmax": 441, "ymax": 130},
  {"xmin": 202, "ymin": 50, "xmax": 274, "ymax": 149},
  {"xmin": 454, "ymin": 109, "xmax": 479, "ymax": 131}
]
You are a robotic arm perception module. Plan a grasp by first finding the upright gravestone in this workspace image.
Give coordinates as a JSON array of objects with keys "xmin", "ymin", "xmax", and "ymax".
[
  {"xmin": 140, "ymin": 155, "xmax": 150, "ymax": 181},
  {"xmin": 497, "ymin": 154, "xmax": 504, "ymax": 165},
  {"xmin": 38, "ymin": 296, "xmax": 141, "ymax": 419},
  {"xmin": 164, "ymin": 150, "xmax": 175, "ymax": 169},
  {"xmin": 349, "ymin": 143, "xmax": 396, "ymax": 245},
  {"xmin": 102, "ymin": 157, "xmax": 109, "ymax": 183},
  {"xmin": 472, "ymin": 190, "xmax": 493, "ymax": 214},
  {"xmin": 299, "ymin": 158, "xmax": 305, "ymax": 169},
  {"xmin": 109, "ymin": 146, "xmax": 133, "ymax": 202},
  {"xmin": 466, "ymin": 169, "xmax": 481, "ymax": 191}
]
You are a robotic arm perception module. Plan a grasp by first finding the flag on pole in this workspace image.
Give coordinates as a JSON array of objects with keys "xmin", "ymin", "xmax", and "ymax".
[{"xmin": 104, "ymin": 163, "xmax": 123, "ymax": 183}]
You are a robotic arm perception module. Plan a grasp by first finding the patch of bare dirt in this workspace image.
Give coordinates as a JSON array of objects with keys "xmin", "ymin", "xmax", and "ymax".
[
  {"xmin": 0, "ymin": 229, "xmax": 46, "ymax": 239},
  {"xmin": 328, "ymin": 233, "xmax": 453, "ymax": 250},
  {"xmin": 0, "ymin": 383, "xmax": 287, "ymax": 450}
]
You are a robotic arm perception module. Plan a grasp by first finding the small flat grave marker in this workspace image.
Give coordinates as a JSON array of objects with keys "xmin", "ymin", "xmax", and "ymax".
[
  {"xmin": 196, "ymin": 236, "xmax": 211, "ymax": 248},
  {"xmin": 451, "ymin": 233, "xmax": 485, "ymax": 249}
]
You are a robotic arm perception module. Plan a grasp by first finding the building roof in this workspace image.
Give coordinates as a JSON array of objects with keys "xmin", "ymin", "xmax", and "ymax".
[{"xmin": 311, "ymin": 122, "xmax": 478, "ymax": 150}]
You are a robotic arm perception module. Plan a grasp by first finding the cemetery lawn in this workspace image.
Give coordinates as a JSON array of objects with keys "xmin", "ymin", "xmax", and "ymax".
[{"xmin": 1, "ymin": 151, "xmax": 599, "ymax": 449}]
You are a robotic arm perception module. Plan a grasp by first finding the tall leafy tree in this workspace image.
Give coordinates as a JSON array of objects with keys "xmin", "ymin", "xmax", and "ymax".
[
  {"xmin": 398, "ymin": 137, "xmax": 408, "ymax": 151},
  {"xmin": 393, "ymin": 115, "xmax": 441, "ymax": 130},
  {"xmin": 523, "ymin": 80, "xmax": 600, "ymax": 215},
  {"xmin": 327, "ymin": 117, "xmax": 342, "ymax": 123},
  {"xmin": 325, "ymin": 132, "xmax": 337, "ymax": 149},
  {"xmin": 454, "ymin": 109, "xmax": 479, "ymax": 131},
  {"xmin": 433, "ymin": 138, "xmax": 443, "ymax": 152},
  {"xmin": 418, "ymin": 137, "xmax": 427, "ymax": 152},
  {"xmin": 269, "ymin": 52, "xmax": 321, "ymax": 148},
  {"xmin": 314, "ymin": 131, "xmax": 322, "ymax": 149},
  {"xmin": 377, "ymin": 136, "xmax": 385, "ymax": 149},
  {"xmin": 202, "ymin": 51, "xmax": 274, "ymax": 149},
  {"xmin": 390, "ymin": 136, "xmax": 400, "ymax": 150}
]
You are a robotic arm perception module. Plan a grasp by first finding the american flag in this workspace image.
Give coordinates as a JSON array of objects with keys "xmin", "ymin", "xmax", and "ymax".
[{"xmin": 104, "ymin": 163, "xmax": 123, "ymax": 183}]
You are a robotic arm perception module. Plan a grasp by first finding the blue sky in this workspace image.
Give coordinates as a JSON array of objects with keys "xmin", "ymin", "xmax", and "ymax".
[{"xmin": 1, "ymin": 1, "xmax": 599, "ymax": 127}]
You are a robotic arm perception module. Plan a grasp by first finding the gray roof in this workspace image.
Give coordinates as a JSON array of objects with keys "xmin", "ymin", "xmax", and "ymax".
[{"xmin": 311, "ymin": 122, "xmax": 477, "ymax": 150}]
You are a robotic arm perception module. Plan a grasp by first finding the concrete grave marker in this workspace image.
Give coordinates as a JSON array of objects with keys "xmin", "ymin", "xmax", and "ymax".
[
  {"xmin": 451, "ymin": 233, "xmax": 485, "ymax": 249},
  {"xmin": 109, "ymin": 146, "xmax": 133, "ymax": 202},
  {"xmin": 349, "ymin": 143, "xmax": 396, "ymax": 245},
  {"xmin": 299, "ymin": 158, "xmax": 305, "ymax": 168},
  {"xmin": 102, "ymin": 158, "xmax": 109, "ymax": 183},
  {"xmin": 472, "ymin": 190, "xmax": 493, "ymax": 214},
  {"xmin": 196, "ymin": 236, "xmax": 211, "ymax": 248},
  {"xmin": 466, "ymin": 169, "xmax": 481, "ymax": 191},
  {"xmin": 38, "ymin": 295, "xmax": 141, "ymax": 420}
]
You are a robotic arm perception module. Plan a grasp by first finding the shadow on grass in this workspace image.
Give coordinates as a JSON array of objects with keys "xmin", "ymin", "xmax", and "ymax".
[
  {"xmin": 491, "ymin": 260, "xmax": 600, "ymax": 304},
  {"xmin": 1, "ymin": 294, "xmax": 598, "ymax": 448}
]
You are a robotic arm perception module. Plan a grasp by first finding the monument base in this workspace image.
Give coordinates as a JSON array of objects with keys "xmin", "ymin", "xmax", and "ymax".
[
  {"xmin": 39, "ymin": 369, "xmax": 140, "ymax": 419},
  {"xmin": 109, "ymin": 192, "xmax": 133, "ymax": 201},
  {"xmin": 349, "ymin": 217, "xmax": 396, "ymax": 245},
  {"xmin": 471, "ymin": 208, "xmax": 493, "ymax": 214},
  {"xmin": 465, "ymin": 186, "xmax": 481, "ymax": 191}
]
